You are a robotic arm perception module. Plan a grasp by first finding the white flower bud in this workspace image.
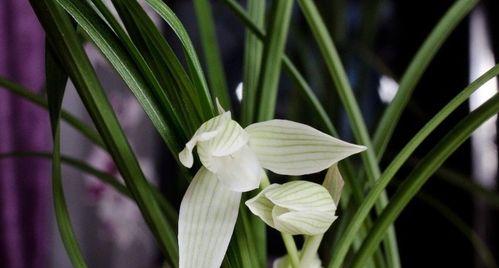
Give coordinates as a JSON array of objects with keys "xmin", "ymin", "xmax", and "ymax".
[{"xmin": 246, "ymin": 181, "xmax": 337, "ymax": 235}]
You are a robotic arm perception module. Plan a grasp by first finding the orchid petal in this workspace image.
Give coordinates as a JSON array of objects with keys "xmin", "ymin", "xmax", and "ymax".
[
  {"xmin": 178, "ymin": 112, "xmax": 231, "ymax": 167},
  {"xmin": 245, "ymin": 120, "xmax": 367, "ymax": 175},
  {"xmin": 199, "ymin": 120, "xmax": 249, "ymax": 158},
  {"xmin": 265, "ymin": 181, "xmax": 336, "ymax": 212},
  {"xmin": 200, "ymin": 145, "xmax": 262, "ymax": 192},
  {"xmin": 178, "ymin": 167, "xmax": 241, "ymax": 268},
  {"xmin": 323, "ymin": 164, "xmax": 344, "ymax": 204},
  {"xmin": 273, "ymin": 209, "xmax": 337, "ymax": 235},
  {"xmin": 245, "ymin": 184, "xmax": 280, "ymax": 227}
]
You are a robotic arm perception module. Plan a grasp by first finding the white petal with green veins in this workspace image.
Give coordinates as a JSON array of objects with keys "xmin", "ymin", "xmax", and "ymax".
[
  {"xmin": 178, "ymin": 167, "xmax": 241, "ymax": 268},
  {"xmin": 245, "ymin": 120, "xmax": 367, "ymax": 175}
]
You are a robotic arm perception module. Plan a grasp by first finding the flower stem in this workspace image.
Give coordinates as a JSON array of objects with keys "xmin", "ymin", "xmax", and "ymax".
[
  {"xmin": 260, "ymin": 174, "xmax": 300, "ymax": 268},
  {"xmin": 299, "ymin": 235, "xmax": 323, "ymax": 267}
]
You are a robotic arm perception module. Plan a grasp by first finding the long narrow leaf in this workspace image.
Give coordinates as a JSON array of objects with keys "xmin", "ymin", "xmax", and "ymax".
[
  {"xmin": 0, "ymin": 151, "xmax": 178, "ymax": 226},
  {"xmin": 350, "ymin": 93, "xmax": 499, "ymax": 268},
  {"xmin": 0, "ymin": 76, "xmax": 104, "ymax": 148},
  {"xmin": 143, "ymin": 0, "xmax": 214, "ymax": 115},
  {"xmin": 296, "ymin": 1, "xmax": 400, "ymax": 265},
  {"xmin": 57, "ymin": 0, "xmax": 185, "ymax": 154},
  {"xmin": 240, "ymin": 0, "xmax": 265, "ymax": 125},
  {"xmin": 46, "ymin": 41, "xmax": 87, "ymax": 267},
  {"xmin": 111, "ymin": 0, "xmax": 206, "ymax": 129},
  {"xmin": 372, "ymin": 0, "xmax": 479, "ymax": 158},
  {"xmin": 193, "ymin": 0, "xmax": 231, "ymax": 108},
  {"xmin": 30, "ymin": 1, "xmax": 178, "ymax": 264},
  {"xmin": 255, "ymin": 0, "xmax": 294, "ymax": 121},
  {"xmin": 328, "ymin": 64, "xmax": 499, "ymax": 268}
]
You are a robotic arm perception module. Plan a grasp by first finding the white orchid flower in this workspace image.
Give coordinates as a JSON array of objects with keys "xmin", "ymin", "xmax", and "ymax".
[
  {"xmin": 246, "ymin": 181, "xmax": 337, "ymax": 235},
  {"xmin": 178, "ymin": 105, "xmax": 366, "ymax": 268}
]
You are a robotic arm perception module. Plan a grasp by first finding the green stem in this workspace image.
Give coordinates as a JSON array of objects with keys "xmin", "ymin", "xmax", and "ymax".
[{"xmin": 299, "ymin": 235, "xmax": 323, "ymax": 267}]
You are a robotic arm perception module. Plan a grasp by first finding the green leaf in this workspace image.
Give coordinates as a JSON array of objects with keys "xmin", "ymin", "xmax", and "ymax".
[
  {"xmin": 178, "ymin": 167, "xmax": 241, "ymax": 268},
  {"xmin": 46, "ymin": 38, "xmax": 87, "ymax": 267},
  {"xmin": 328, "ymin": 64, "xmax": 499, "ymax": 268},
  {"xmin": 221, "ymin": 0, "xmax": 339, "ymax": 138},
  {"xmin": 58, "ymin": 0, "xmax": 185, "ymax": 155},
  {"xmin": 296, "ymin": 1, "xmax": 401, "ymax": 265},
  {"xmin": 30, "ymin": 0, "xmax": 178, "ymax": 264},
  {"xmin": 0, "ymin": 151, "xmax": 178, "ymax": 226},
  {"xmin": 373, "ymin": 0, "xmax": 479, "ymax": 158},
  {"xmin": 350, "ymin": 93, "xmax": 499, "ymax": 268},
  {"xmin": 255, "ymin": 0, "xmax": 294, "ymax": 121},
  {"xmin": 240, "ymin": 0, "xmax": 265, "ymax": 126},
  {"xmin": 110, "ymin": 0, "xmax": 207, "ymax": 131},
  {"xmin": 143, "ymin": 0, "xmax": 215, "ymax": 116},
  {"xmin": 193, "ymin": 0, "xmax": 231, "ymax": 109},
  {"xmin": 0, "ymin": 76, "xmax": 104, "ymax": 148}
]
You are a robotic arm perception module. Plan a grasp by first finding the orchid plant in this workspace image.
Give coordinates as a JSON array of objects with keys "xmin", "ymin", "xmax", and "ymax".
[{"xmin": 2, "ymin": 0, "xmax": 498, "ymax": 268}]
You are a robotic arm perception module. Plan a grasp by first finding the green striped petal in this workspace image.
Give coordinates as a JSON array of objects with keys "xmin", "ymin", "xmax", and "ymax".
[
  {"xmin": 245, "ymin": 120, "xmax": 366, "ymax": 175},
  {"xmin": 178, "ymin": 167, "xmax": 241, "ymax": 268},
  {"xmin": 246, "ymin": 181, "xmax": 337, "ymax": 235}
]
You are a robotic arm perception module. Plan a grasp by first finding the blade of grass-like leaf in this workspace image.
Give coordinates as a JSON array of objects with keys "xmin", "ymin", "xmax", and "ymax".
[
  {"xmin": 240, "ymin": 0, "xmax": 265, "ymax": 126},
  {"xmin": 328, "ymin": 64, "xmax": 499, "ymax": 268},
  {"xmin": 0, "ymin": 151, "xmax": 178, "ymax": 227},
  {"xmin": 0, "ymin": 76, "xmax": 104, "ymax": 148},
  {"xmin": 142, "ymin": 0, "xmax": 214, "ymax": 114},
  {"xmin": 88, "ymin": 0, "xmax": 190, "ymax": 142},
  {"xmin": 192, "ymin": 0, "xmax": 231, "ymax": 108},
  {"xmin": 30, "ymin": 0, "xmax": 178, "ymax": 264},
  {"xmin": 255, "ymin": 0, "xmax": 294, "ymax": 121},
  {"xmin": 350, "ymin": 93, "xmax": 499, "ymax": 268},
  {"xmin": 372, "ymin": 0, "xmax": 479, "ymax": 158},
  {"xmin": 417, "ymin": 193, "xmax": 498, "ymax": 268},
  {"xmin": 296, "ymin": 1, "xmax": 400, "ymax": 265},
  {"xmin": 57, "ymin": 0, "xmax": 185, "ymax": 154},
  {"xmin": 237, "ymin": 3, "xmax": 267, "ymax": 263},
  {"xmin": 46, "ymin": 42, "xmax": 88, "ymax": 268},
  {"xmin": 283, "ymin": 58, "xmax": 338, "ymax": 137},
  {"xmin": 221, "ymin": 0, "xmax": 337, "ymax": 137},
  {"xmin": 110, "ymin": 0, "xmax": 206, "ymax": 129}
]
